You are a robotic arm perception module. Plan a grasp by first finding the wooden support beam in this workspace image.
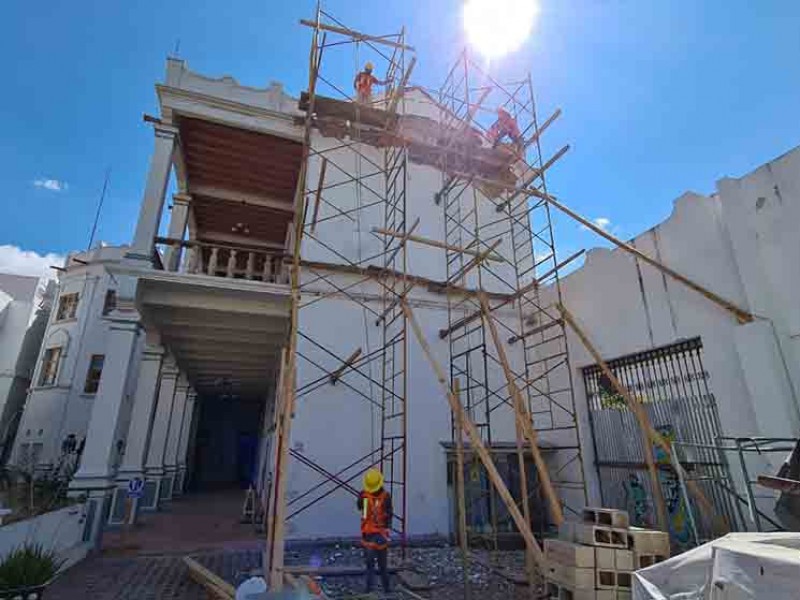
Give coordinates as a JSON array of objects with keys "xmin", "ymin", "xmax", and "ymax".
[
  {"xmin": 384, "ymin": 217, "xmax": 420, "ymax": 267},
  {"xmin": 508, "ymin": 318, "xmax": 563, "ymax": 345},
  {"xmin": 448, "ymin": 238, "xmax": 503, "ymax": 285},
  {"xmin": 329, "ymin": 347, "xmax": 363, "ymax": 384},
  {"xmin": 385, "ymin": 56, "xmax": 417, "ymax": 118},
  {"xmin": 453, "ymin": 379, "xmax": 472, "ymax": 600},
  {"xmin": 479, "ymin": 293, "xmax": 564, "ymax": 526},
  {"xmin": 183, "ymin": 557, "xmax": 235, "ymax": 599},
  {"xmin": 375, "ymin": 281, "xmax": 416, "ymax": 326},
  {"xmin": 299, "ymin": 19, "xmax": 415, "ymax": 51},
  {"xmin": 401, "ymin": 300, "xmax": 547, "ymax": 570},
  {"xmin": 372, "ymin": 227, "xmax": 503, "ymax": 261},
  {"xmin": 496, "ymin": 144, "xmax": 569, "ymax": 212},
  {"xmin": 310, "ymin": 157, "xmax": 328, "ymax": 233},
  {"xmin": 525, "ymin": 108, "xmax": 561, "ymax": 149},
  {"xmin": 557, "ymin": 303, "xmax": 727, "ymax": 532},
  {"xmin": 526, "ymin": 190, "xmax": 755, "ymax": 324}
]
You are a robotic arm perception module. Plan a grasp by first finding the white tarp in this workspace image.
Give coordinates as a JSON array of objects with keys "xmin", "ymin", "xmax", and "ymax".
[{"xmin": 633, "ymin": 532, "xmax": 800, "ymax": 600}]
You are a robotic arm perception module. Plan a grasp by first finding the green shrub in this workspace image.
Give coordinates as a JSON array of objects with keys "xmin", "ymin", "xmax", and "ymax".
[{"xmin": 0, "ymin": 545, "xmax": 62, "ymax": 590}]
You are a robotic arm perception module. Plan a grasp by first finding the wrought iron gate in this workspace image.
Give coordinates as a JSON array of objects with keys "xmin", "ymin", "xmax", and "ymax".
[{"xmin": 582, "ymin": 338, "xmax": 741, "ymax": 547}]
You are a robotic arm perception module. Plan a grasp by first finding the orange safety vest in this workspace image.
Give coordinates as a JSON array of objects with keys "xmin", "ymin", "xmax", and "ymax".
[
  {"xmin": 355, "ymin": 71, "xmax": 379, "ymax": 96},
  {"xmin": 488, "ymin": 108, "xmax": 521, "ymax": 143},
  {"xmin": 360, "ymin": 489, "xmax": 390, "ymax": 550}
]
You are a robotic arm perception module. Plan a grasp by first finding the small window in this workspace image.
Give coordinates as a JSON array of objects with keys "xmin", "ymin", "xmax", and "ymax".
[
  {"xmin": 84, "ymin": 354, "xmax": 105, "ymax": 394},
  {"xmin": 102, "ymin": 289, "xmax": 117, "ymax": 315},
  {"xmin": 56, "ymin": 293, "xmax": 79, "ymax": 321},
  {"xmin": 39, "ymin": 347, "xmax": 62, "ymax": 386}
]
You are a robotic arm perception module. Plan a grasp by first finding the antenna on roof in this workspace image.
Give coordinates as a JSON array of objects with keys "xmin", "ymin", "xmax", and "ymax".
[
  {"xmin": 172, "ymin": 38, "xmax": 181, "ymax": 58},
  {"xmin": 87, "ymin": 167, "xmax": 111, "ymax": 252}
]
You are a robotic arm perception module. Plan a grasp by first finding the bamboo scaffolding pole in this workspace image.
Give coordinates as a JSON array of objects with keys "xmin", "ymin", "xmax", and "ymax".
[
  {"xmin": 401, "ymin": 300, "xmax": 547, "ymax": 570},
  {"xmin": 557, "ymin": 302, "xmax": 727, "ymax": 531},
  {"xmin": 453, "ymin": 379, "xmax": 472, "ymax": 600},
  {"xmin": 479, "ymin": 293, "xmax": 565, "ymax": 526},
  {"xmin": 372, "ymin": 227, "xmax": 504, "ymax": 261}
]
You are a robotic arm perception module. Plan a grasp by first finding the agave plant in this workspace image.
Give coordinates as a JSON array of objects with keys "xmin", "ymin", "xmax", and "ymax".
[{"xmin": 0, "ymin": 544, "xmax": 62, "ymax": 591}]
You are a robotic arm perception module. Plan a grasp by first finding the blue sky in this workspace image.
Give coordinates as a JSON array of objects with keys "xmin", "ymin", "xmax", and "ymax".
[{"xmin": 1, "ymin": 0, "xmax": 798, "ymax": 277}]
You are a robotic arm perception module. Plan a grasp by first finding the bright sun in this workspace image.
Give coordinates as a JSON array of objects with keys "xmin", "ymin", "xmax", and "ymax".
[{"xmin": 463, "ymin": 0, "xmax": 540, "ymax": 59}]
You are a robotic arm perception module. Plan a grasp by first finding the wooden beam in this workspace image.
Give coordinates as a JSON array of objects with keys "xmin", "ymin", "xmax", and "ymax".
[
  {"xmin": 556, "ymin": 303, "xmax": 726, "ymax": 532},
  {"xmin": 479, "ymin": 293, "xmax": 564, "ymax": 526},
  {"xmin": 448, "ymin": 239, "xmax": 503, "ymax": 285},
  {"xmin": 527, "ymin": 190, "xmax": 755, "ymax": 324},
  {"xmin": 401, "ymin": 300, "xmax": 547, "ymax": 570},
  {"xmin": 300, "ymin": 19, "xmax": 415, "ymax": 51},
  {"xmin": 310, "ymin": 157, "xmax": 328, "ymax": 233},
  {"xmin": 183, "ymin": 557, "xmax": 235, "ymax": 599},
  {"xmin": 385, "ymin": 56, "xmax": 417, "ymax": 118},
  {"xmin": 372, "ymin": 227, "xmax": 503, "ymax": 261},
  {"xmin": 453, "ymin": 379, "xmax": 472, "ymax": 600},
  {"xmin": 329, "ymin": 347, "xmax": 363, "ymax": 384},
  {"xmin": 189, "ymin": 184, "xmax": 294, "ymax": 214}
]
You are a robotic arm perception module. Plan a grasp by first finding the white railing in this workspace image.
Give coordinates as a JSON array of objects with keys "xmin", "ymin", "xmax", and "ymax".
[{"xmin": 155, "ymin": 237, "xmax": 289, "ymax": 284}]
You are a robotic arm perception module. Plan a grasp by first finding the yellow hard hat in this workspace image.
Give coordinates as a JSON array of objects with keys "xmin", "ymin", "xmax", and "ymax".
[
  {"xmin": 363, "ymin": 468, "xmax": 383, "ymax": 493},
  {"xmin": 364, "ymin": 61, "xmax": 374, "ymax": 72}
]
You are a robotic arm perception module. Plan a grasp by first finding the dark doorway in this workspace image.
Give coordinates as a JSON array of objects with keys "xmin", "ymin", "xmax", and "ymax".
[{"xmin": 189, "ymin": 395, "xmax": 265, "ymax": 491}]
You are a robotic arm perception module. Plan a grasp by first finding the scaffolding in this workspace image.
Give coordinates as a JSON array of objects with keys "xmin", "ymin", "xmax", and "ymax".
[
  {"xmin": 266, "ymin": 7, "xmax": 413, "ymax": 588},
  {"xmin": 434, "ymin": 51, "xmax": 587, "ymax": 549}
]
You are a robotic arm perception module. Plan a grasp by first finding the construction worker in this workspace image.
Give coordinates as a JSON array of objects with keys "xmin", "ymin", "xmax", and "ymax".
[
  {"xmin": 357, "ymin": 468, "xmax": 393, "ymax": 593},
  {"xmin": 353, "ymin": 62, "xmax": 387, "ymax": 105},
  {"xmin": 487, "ymin": 106, "xmax": 523, "ymax": 154}
]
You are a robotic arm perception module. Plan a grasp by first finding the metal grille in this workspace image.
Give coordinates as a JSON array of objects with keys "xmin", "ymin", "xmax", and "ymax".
[{"xmin": 582, "ymin": 338, "xmax": 741, "ymax": 547}]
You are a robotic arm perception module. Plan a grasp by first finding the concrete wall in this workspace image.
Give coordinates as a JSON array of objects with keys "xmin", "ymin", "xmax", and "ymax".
[
  {"xmin": 546, "ymin": 145, "xmax": 800, "ymax": 521},
  {"xmin": 0, "ymin": 503, "xmax": 88, "ymax": 562}
]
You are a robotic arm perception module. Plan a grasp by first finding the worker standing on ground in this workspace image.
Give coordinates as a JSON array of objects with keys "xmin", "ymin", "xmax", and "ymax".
[
  {"xmin": 354, "ymin": 62, "xmax": 387, "ymax": 105},
  {"xmin": 357, "ymin": 468, "xmax": 393, "ymax": 593},
  {"xmin": 487, "ymin": 106, "xmax": 523, "ymax": 154}
]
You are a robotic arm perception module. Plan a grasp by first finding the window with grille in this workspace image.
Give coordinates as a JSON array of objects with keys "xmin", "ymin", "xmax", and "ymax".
[
  {"xmin": 56, "ymin": 292, "xmax": 79, "ymax": 321},
  {"xmin": 84, "ymin": 354, "xmax": 105, "ymax": 394},
  {"xmin": 102, "ymin": 289, "xmax": 117, "ymax": 315},
  {"xmin": 39, "ymin": 347, "xmax": 62, "ymax": 386}
]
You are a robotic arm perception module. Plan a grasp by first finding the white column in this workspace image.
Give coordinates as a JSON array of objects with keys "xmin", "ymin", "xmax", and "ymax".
[
  {"xmin": 111, "ymin": 344, "xmax": 164, "ymax": 523},
  {"xmin": 163, "ymin": 373, "xmax": 189, "ymax": 499},
  {"xmin": 174, "ymin": 388, "xmax": 196, "ymax": 495},
  {"xmin": 128, "ymin": 124, "xmax": 178, "ymax": 260},
  {"xmin": 70, "ymin": 319, "xmax": 140, "ymax": 488},
  {"xmin": 165, "ymin": 193, "xmax": 192, "ymax": 271},
  {"xmin": 143, "ymin": 355, "xmax": 179, "ymax": 508}
]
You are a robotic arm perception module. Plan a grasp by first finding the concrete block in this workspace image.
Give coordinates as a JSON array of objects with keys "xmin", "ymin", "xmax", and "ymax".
[
  {"xmin": 633, "ymin": 552, "xmax": 668, "ymax": 570},
  {"xmin": 597, "ymin": 592, "xmax": 616, "ymax": 600},
  {"xmin": 595, "ymin": 547, "xmax": 615, "ymax": 570},
  {"xmin": 546, "ymin": 538, "xmax": 595, "ymax": 568},
  {"xmin": 596, "ymin": 570, "xmax": 617, "ymax": 590},
  {"xmin": 615, "ymin": 549, "xmax": 634, "ymax": 572},
  {"xmin": 582, "ymin": 507, "xmax": 630, "ymax": 528},
  {"xmin": 546, "ymin": 579, "xmax": 598, "ymax": 600},
  {"xmin": 627, "ymin": 527, "xmax": 670, "ymax": 557},
  {"xmin": 569, "ymin": 523, "xmax": 629, "ymax": 548},
  {"xmin": 548, "ymin": 562, "xmax": 595, "ymax": 590},
  {"xmin": 616, "ymin": 592, "xmax": 632, "ymax": 600}
]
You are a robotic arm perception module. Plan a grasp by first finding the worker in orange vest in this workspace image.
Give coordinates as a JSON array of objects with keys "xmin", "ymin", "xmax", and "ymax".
[
  {"xmin": 353, "ymin": 62, "xmax": 387, "ymax": 105},
  {"xmin": 357, "ymin": 468, "xmax": 393, "ymax": 593},
  {"xmin": 487, "ymin": 106, "xmax": 523, "ymax": 153}
]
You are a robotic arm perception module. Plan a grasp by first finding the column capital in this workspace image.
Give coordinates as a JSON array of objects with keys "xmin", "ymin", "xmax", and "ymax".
[
  {"xmin": 172, "ymin": 192, "xmax": 192, "ymax": 206},
  {"xmin": 142, "ymin": 344, "xmax": 165, "ymax": 362},
  {"xmin": 154, "ymin": 123, "xmax": 179, "ymax": 140},
  {"xmin": 108, "ymin": 318, "xmax": 142, "ymax": 333},
  {"xmin": 160, "ymin": 355, "xmax": 180, "ymax": 378}
]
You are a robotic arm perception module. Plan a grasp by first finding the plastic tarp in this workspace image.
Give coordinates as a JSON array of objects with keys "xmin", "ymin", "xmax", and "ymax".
[{"xmin": 633, "ymin": 532, "xmax": 800, "ymax": 600}]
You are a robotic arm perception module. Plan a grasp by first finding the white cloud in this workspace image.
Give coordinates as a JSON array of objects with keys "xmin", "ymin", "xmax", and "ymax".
[
  {"xmin": 0, "ymin": 245, "xmax": 66, "ymax": 279},
  {"xmin": 580, "ymin": 217, "xmax": 612, "ymax": 232},
  {"xmin": 33, "ymin": 178, "xmax": 68, "ymax": 192}
]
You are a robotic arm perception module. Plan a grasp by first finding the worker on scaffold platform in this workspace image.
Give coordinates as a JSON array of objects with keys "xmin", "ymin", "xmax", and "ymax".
[
  {"xmin": 487, "ymin": 106, "xmax": 524, "ymax": 154},
  {"xmin": 354, "ymin": 61, "xmax": 387, "ymax": 105}
]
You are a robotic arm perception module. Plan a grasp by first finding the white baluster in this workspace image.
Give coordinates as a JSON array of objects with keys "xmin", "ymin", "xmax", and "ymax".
[
  {"xmin": 262, "ymin": 254, "xmax": 272, "ymax": 282},
  {"xmin": 246, "ymin": 252, "xmax": 255, "ymax": 280},
  {"xmin": 185, "ymin": 246, "xmax": 198, "ymax": 274},
  {"xmin": 207, "ymin": 247, "xmax": 219, "ymax": 276},
  {"xmin": 226, "ymin": 250, "xmax": 237, "ymax": 278}
]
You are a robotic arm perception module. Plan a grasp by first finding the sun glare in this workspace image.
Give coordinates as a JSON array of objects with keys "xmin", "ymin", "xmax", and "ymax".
[{"xmin": 463, "ymin": 0, "xmax": 540, "ymax": 59}]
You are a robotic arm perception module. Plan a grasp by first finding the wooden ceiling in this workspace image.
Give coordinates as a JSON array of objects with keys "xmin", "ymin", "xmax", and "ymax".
[{"xmin": 178, "ymin": 117, "xmax": 302, "ymax": 246}]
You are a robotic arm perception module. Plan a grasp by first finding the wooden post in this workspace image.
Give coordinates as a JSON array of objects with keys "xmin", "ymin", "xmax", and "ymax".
[
  {"xmin": 401, "ymin": 300, "xmax": 547, "ymax": 570},
  {"xmin": 329, "ymin": 347, "xmax": 362, "ymax": 384},
  {"xmin": 479, "ymin": 293, "xmax": 565, "ymax": 526},
  {"xmin": 557, "ymin": 303, "xmax": 727, "ymax": 531},
  {"xmin": 453, "ymin": 379, "xmax": 472, "ymax": 600},
  {"xmin": 310, "ymin": 157, "xmax": 327, "ymax": 233},
  {"xmin": 372, "ymin": 228, "xmax": 503, "ymax": 262}
]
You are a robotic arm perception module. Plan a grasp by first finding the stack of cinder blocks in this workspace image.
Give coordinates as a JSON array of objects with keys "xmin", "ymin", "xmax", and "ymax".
[{"xmin": 544, "ymin": 507, "xmax": 670, "ymax": 600}]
